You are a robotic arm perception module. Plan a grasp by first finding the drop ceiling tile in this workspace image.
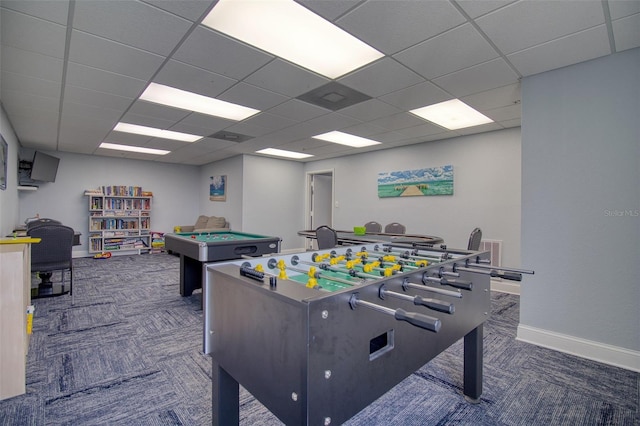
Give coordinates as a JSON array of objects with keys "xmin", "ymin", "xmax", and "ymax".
[
  {"xmin": 173, "ymin": 27, "xmax": 273, "ymax": 80},
  {"xmin": 455, "ymin": 0, "xmax": 516, "ymax": 19},
  {"xmin": 65, "ymin": 62, "xmax": 147, "ymax": 99},
  {"xmin": 0, "ymin": 46, "xmax": 64, "ymax": 82},
  {"xmin": 339, "ymin": 99, "xmax": 403, "ymax": 122},
  {"xmin": 103, "ymin": 131, "xmax": 152, "ymax": 145},
  {"xmin": 168, "ymin": 122, "xmax": 225, "ymax": 138},
  {"xmin": 1, "ymin": 90, "xmax": 60, "ymax": 114},
  {"xmin": 507, "ymin": 25, "xmax": 611, "ymax": 77},
  {"xmin": 218, "ymin": 82, "xmax": 288, "ymax": 111},
  {"xmin": 1, "ymin": 8, "xmax": 67, "ymax": 58},
  {"xmin": 1, "ymin": 71, "xmax": 62, "ymax": 99},
  {"xmin": 476, "ymin": 0, "xmax": 605, "ymax": 55},
  {"xmin": 126, "ymin": 100, "xmax": 191, "ymax": 122},
  {"xmin": 69, "ymin": 30, "xmax": 165, "ymax": 80},
  {"xmin": 244, "ymin": 59, "xmax": 329, "ymax": 97},
  {"xmin": 338, "ymin": 57, "xmax": 424, "ymax": 97},
  {"xmin": 0, "ymin": 0, "xmax": 69, "ymax": 25},
  {"xmin": 608, "ymin": 1, "xmax": 640, "ymax": 20},
  {"xmin": 379, "ymin": 81, "xmax": 451, "ymax": 111},
  {"xmin": 241, "ymin": 112, "xmax": 298, "ymax": 132},
  {"xmin": 394, "ymin": 24, "xmax": 499, "ymax": 80},
  {"xmin": 73, "ymin": 1, "xmax": 193, "ymax": 56},
  {"xmin": 460, "ymin": 83, "xmax": 521, "ymax": 111},
  {"xmin": 141, "ymin": 0, "xmax": 215, "ymax": 21},
  {"xmin": 368, "ymin": 112, "xmax": 425, "ymax": 131},
  {"xmin": 62, "ymin": 101, "xmax": 123, "ymax": 124},
  {"xmin": 144, "ymin": 138, "xmax": 189, "ymax": 151},
  {"xmin": 222, "ymin": 121, "xmax": 274, "ymax": 138},
  {"xmin": 337, "ymin": 0, "xmax": 466, "ymax": 54},
  {"xmin": 393, "ymin": 122, "xmax": 447, "ymax": 139},
  {"xmin": 483, "ymin": 103, "xmax": 521, "ymax": 122},
  {"xmin": 296, "ymin": 0, "xmax": 361, "ymax": 21},
  {"xmin": 266, "ymin": 99, "xmax": 329, "ymax": 122},
  {"xmin": 433, "ymin": 58, "xmax": 519, "ymax": 98},
  {"xmin": 455, "ymin": 122, "xmax": 503, "ymax": 135},
  {"xmin": 613, "ymin": 13, "xmax": 640, "ymax": 52},
  {"xmin": 499, "ymin": 118, "xmax": 521, "ymax": 128},
  {"xmin": 154, "ymin": 60, "xmax": 237, "ymax": 98},
  {"xmin": 178, "ymin": 112, "xmax": 236, "ymax": 132},
  {"xmin": 7, "ymin": 111, "xmax": 58, "ymax": 146},
  {"xmin": 64, "ymin": 85, "xmax": 133, "ymax": 111},
  {"xmin": 340, "ymin": 122, "xmax": 387, "ymax": 138},
  {"xmin": 118, "ymin": 113, "xmax": 178, "ymax": 131}
]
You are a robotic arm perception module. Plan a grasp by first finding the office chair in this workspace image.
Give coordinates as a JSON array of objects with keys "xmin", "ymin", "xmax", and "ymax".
[
  {"xmin": 364, "ymin": 221, "xmax": 382, "ymax": 233},
  {"xmin": 315, "ymin": 225, "xmax": 338, "ymax": 250},
  {"xmin": 27, "ymin": 223, "xmax": 74, "ymax": 297},
  {"xmin": 384, "ymin": 222, "xmax": 406, "ymax": 234},
  {"xmin": 467, "ymin": 227, "xmax": 482, "ymax": 251}
]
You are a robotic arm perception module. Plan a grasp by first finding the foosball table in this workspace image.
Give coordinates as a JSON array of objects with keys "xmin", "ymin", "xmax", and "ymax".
[{"xmin": 203, "ymin": 242, "xmax": 532, "ymax": 425}]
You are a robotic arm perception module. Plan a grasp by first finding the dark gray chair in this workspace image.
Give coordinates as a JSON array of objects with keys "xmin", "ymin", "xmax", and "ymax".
[
  {"xmin": 468, "ymin": 227, "xmax": 482, "ymax": 251},
  {"xmin": 315, "ymin": 225, "xmax": 338, "ymax": 250},
  {"xmin": 27, "ymin": 223, "xmax": 74, "ymax": 297},
  {"xmin": 364, "ymin": 221, "xmax": 382, "ymax": 233},
  {"xmin": 384, "ymin": 222, "xmax": 406, "ymax": 234}
]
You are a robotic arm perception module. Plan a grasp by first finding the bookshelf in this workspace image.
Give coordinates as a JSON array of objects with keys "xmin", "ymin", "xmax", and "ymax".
[{"xmin": 85, "ymin": 186, "xmax": 152, "ymax": 254}]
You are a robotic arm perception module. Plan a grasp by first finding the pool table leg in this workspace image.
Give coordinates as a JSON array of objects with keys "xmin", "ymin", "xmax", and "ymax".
[{"xmin": 180, "ymin": 255, "xmax": 202, "ymax": 297}]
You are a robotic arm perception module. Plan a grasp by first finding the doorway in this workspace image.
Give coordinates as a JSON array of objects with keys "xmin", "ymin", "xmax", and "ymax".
[{"xmin": 306, "ymin": 170, "xmax": 334, "ymax": 249}]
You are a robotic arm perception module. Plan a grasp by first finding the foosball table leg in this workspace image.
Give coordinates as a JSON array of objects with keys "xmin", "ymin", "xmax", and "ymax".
[
  {"xmin": 463, "ymin": 324, "xmax": 483, "ymax": 403},
  {"xmin": 212, "ymin": 359, "xmax": 239, "ymax": 426}
]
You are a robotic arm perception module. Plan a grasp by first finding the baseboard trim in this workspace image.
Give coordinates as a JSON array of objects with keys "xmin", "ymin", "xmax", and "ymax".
[
  {"xmin": 490, "ymin": 279, "xmax": 520, "ymax": 295},
  {"xmin": 516, "ymin": 324, "xmax": 640, "ymax": 372}
]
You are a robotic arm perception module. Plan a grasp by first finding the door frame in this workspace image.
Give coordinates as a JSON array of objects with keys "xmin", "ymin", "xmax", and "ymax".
[{"xmin": 305, "ymin": 169, "xmax": 334, "ymax": 245}]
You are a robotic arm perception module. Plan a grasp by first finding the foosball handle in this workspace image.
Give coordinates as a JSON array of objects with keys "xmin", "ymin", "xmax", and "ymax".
[
  {"xmin": 414, "ymin": 296, "xmax": 455, "ymax": 314},
  {"xmin": 441, "ymin": 277, "xmax": 473, "ymax": 291},
  {"xmin": 491, "ymin": 271, "xmax": 522, "ymax": 281},
  {"xmin": 394, "ymin": 308, "xmax": 441, "ymax": 332}
]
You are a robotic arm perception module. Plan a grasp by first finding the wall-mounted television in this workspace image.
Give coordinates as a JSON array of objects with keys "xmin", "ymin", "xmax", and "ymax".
[{"xmin": 30, "ymin": 151, "xmax": 60, "ymax": 182}]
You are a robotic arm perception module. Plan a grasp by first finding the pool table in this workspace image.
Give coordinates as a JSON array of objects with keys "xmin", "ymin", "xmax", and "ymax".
[{"xmin": 165, "ymin": 231, "xmax": 281, "ymax": 296}]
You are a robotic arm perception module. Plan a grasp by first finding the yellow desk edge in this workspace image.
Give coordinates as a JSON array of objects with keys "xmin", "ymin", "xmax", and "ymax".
[{"xmin": 0, "ymin": 237, "xmax": 41, "ymax": 244}]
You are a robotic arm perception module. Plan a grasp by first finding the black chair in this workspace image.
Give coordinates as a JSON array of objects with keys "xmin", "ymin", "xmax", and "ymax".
[
  {"xmin": 468, "ymin": 227, "xmax": 482, "ymax": 251},
  {"xmin": 364, "ymin": 221, "xmax": 382, "ymax": 233},
  {"xmin": 315, "ymin": 225, "xmax": 338, "ymax": 250},
  {"xmin": 27, "ymin": 223, "xmax": 74, "ymax": 297},
  {"xmin": 384, "ymin": 222, "xmax": 406, "ymax": 234}
]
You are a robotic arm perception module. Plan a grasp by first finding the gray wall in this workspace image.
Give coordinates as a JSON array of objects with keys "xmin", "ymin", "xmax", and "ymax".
[
  {"xmin": 0, "ymin": 104, "xmax": 20, "ymax": 235},
  {"xmin": 306, "ymin": 128, "xmax": 522, "ymax": 267},
  {"xmin": 520, "ymin": 48, "xmax": 640, "ymax": 354},
  {"xmin": 16, "ymin": 150, "xmax": 199, "ymax": 256}
]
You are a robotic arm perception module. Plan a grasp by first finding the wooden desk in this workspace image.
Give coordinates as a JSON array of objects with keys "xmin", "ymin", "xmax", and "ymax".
[{"xmin": 0, "ymin": 237, "xmax": 40, "ymax": 400}]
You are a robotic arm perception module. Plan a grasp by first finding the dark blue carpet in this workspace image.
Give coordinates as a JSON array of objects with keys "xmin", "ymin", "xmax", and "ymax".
[{"xmin": 0, "ymin": 253, "xmax": 637, "ymax": 425}]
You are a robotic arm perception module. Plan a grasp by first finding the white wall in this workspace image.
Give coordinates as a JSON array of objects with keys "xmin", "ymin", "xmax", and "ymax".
[
  {"xmin": 305, "ymin": 128, "xmax": 522, "ymax": 267},
  {"xmin": 17, "ymin": 150, "xmax": 200, "ymax": 256},
  {"xmin": 199, "ymin": 155, "xmax": 244, "ymax": 230},
  {"xmin": 520, "ymin": 48, "xmax": 640, "ymax": 369},
  {"xmin": 0, "ymin": 104, "xmax": 20, "ymax": 236},
  {"xmin": 242, "ymin": 155, "xmax": 306, "ymax": 251}
]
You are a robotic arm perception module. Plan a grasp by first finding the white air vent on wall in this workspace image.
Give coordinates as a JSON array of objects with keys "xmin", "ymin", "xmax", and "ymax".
[{"xmin": 479, "ymin": 239, "xmax": 502, "ymax": 267}]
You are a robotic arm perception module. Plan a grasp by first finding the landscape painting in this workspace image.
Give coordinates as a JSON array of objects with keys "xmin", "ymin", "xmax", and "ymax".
[{"xmin": 378, "ymin": 165, "xmax": 453, "ymax": 198}]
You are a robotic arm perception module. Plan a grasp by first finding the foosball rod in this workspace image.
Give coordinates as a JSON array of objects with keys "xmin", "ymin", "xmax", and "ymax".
[
  {"xmin": 349, "ymin": 294, "xmax": 441, "ymax": 332},
  {"xmin": 464, "ymin": 259, "xmax": 535, "ymax": 275},
  {"xmin": 451, "ymin": 264, "xmax": 524, "ymax": 281},
  {"xmin": 402, "ymin": 278, "xmax": 463, "ymax": 298},
  {"xmin": 379, "ymin": 284, "xmax": 455, "ymax": 314},
  {"xmin": 371, "ymin": 246, "xmax": 449, "ymax": 263}
]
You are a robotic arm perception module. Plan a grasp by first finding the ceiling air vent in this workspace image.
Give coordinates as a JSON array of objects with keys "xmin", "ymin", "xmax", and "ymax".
[
  {"xmin": 209, "ymin": 131, "xmax": 253, "ymax": 143},
  {"xmin": 296, "ymin": 82, "xmax": 371, "ymax": 111}
]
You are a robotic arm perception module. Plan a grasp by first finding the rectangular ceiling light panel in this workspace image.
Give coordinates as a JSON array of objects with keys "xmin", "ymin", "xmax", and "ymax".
[
  {"xmin": 256, "ymin": 148, "xmax": 313, "ymax": 159},
  {"xmin": 114, "ymin": 122, "xmax": 202, "ymax": 142},
  {"xmin": 99, "ymin": 142, "xmax": 170, "ymax": 155},
  {"xmin": 313, "ymin": 131, "xmax": 381, "ymax": 148},
  {"xmin": 410, "ymin": 99, "xmax": 494, "ymax": 130},
  {"xmin": 140, "ymin": 83, "xmax": 259, "ymax": 121},
  {"xmin": 203, "ymin": 0, "xmax": 384, "ymax": 79}
]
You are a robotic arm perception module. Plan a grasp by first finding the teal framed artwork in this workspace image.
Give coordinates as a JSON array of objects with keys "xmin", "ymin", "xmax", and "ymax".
[{"xmin": 378, "ymin": 165, "xmax": 453, "ymax": 198}]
